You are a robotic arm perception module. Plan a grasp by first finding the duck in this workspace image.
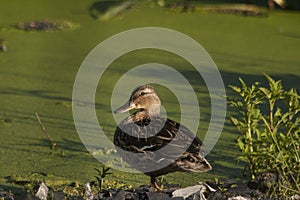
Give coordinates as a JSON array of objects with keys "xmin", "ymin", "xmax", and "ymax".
[{"xmin": 113, "ymin": 85, "xmax": 212, "ymax": 190}]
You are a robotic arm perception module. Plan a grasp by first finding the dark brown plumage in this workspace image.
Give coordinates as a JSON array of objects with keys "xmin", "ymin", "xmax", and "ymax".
[{"xmin": 113, "ymin": 85, "xmax": 212, "ymax": 190}]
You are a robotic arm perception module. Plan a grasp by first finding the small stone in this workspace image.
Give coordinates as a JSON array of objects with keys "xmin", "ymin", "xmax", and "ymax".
[
  {"xmin": 147, "ymin": 191, "xmax": 172, "ymax": 200},
  {"xmin": 94, "ymin": 192, "xmax": 104, "ymax": 200},
  {"xmin": 186, "ymin": 192, "xmax": 202, "ymax": 200},
  {"xmin": 291, "ymin": 194, "xmax": 300, "ymax": 200},
  {"xmin": 103, "ymin": 190, "xmax": 113, "ymax": 198},
  {"xmin": 164, "ymin": 183, "xmax": 180, "ymax": 194},
  {"xmin": 0, "ymin": 39, "xmax": 7, "ymax": 52},
  {"xmin": 84, "ymin": 183, "xmax": 94, "ymax": 200},
  {"xmin": 53, "ymin": 191, "xmax": 65, "ymax": 200},
  {"xmin": 35, "ymin": 182, "xmax": 48, "ymax": 200},
  {"xmin": 172, "ymin": 197, "xmax": 185, "ymax": 200},
  {"xmin": 172, "ymin": 184, "xmax": 206, "ymax": 199},
  {"xmin": 223, "ymin": 179, "xmax": 238, "ymax": 188},
  {"xmin": 133, "ymin": 185, "xmax": 150, "ymax": 193},
  {"xmin": 0, "ymin": 188, "xmax": 14, "ymax": 200},
  {"xmin": 124, "ymin": 192, "xmax": 133, "ymax": 200},
  {"xmin": 113, "ymin": 189, "xmax": 125, "ymax": 200},
  {"xmin": 1, "ymin": 43, "xmax": 7, "ymax": 52},
  {"xmin": 228, "ymin": 196, "xmax": 250, "ymax": 200}
]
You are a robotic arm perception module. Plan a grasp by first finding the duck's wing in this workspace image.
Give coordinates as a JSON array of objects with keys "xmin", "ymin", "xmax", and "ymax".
[
  {"xmin": 142, "ymin": 117, "xmax": 202, "ymax": 157},
  {"xmin": 114, "ymin": 116, "xmax": 205, "ymax": 167}
]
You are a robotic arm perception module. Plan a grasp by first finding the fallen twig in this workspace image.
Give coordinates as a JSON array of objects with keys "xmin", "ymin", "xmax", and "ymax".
[{"xmin": 35, "ymin": 112, "xmax": 57, "ymax": 150}]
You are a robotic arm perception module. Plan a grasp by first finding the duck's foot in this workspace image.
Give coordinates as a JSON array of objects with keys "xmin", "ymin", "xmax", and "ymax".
[{"xmin": 150, "ymin": 177, "xmax": 163, "ymax": 191}]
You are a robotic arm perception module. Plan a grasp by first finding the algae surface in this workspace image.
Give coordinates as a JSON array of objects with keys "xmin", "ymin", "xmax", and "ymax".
[{"xmin": 0, "ymin": 0, "xmax": 300, "ymax": 192}]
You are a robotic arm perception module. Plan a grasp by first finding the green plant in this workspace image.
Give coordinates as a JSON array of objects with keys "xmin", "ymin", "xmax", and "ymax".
[
  {"xmin": 94, "ymin": 166, "xmax": 113, "ymax": 191},
  {"xmin": 229, "ymin": 74, "xmax": 300, "ymax": 197}
]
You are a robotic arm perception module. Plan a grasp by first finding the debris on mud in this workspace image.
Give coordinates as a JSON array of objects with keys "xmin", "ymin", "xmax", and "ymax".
[
  {"xmin": 1, "ymin": 177, "xmax": 286, "ymax": 200},
  {"xmin": 14, "ymin": 20, "xmax": 79, "ymax": 31}
]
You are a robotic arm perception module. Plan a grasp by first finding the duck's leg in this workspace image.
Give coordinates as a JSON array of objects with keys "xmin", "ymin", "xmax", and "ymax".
[{"xmin": 150, "ymin": 176, "xmax": 163, "ymax": 191}]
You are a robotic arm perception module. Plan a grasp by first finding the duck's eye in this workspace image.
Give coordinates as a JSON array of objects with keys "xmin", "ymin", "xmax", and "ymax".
[{"xmin": 140, "ymin": 92, "xmax": 146, "ymax": 96}]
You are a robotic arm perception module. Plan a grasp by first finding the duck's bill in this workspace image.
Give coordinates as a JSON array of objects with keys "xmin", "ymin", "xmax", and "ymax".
[{"xmin": 114, "ymin": 101, "xmax": 136, "ymax": 114}]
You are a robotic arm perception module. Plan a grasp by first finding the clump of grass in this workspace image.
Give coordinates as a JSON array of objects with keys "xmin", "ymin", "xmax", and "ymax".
[
  {"xmin": 228, "ymin": 74, "xmax": 300, "ymax": 198},
  {"xmin": 14, "ymin": 19, "xmax": 79, "ymax": 32}
]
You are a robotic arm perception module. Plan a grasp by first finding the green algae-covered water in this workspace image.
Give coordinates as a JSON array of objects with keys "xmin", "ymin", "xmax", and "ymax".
[{"xmin": 0, "ymin": 0, "xmax": 299, "ymax": 192}]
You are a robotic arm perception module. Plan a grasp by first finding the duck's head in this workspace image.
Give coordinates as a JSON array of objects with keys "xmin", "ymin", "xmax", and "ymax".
[{"xmin": 114, "ymin": 85, "xmax": 161, "ymax": 116}]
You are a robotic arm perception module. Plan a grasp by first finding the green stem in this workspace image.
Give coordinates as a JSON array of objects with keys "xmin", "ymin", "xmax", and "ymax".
[
  {"xmin": 100, "ymin": 178, "xmax": 103, "ymax": 191},
  {"xmin": 269, "ymin": 100, "xmax": 274, "ymax": 132},
  {"xmin": 246, "ymin": 105, "xmax": 255, "ymax": 179},
  {"xmin": 265, "ymin": 105, "xmax": 300, "ymax": 194}
]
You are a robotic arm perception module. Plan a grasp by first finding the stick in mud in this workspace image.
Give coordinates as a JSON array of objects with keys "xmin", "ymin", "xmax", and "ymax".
[{"xmin": 35, "ymin": 112, "xmax": 57, "ymax": 150}]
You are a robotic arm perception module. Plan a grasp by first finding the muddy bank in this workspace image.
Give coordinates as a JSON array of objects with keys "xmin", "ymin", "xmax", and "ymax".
[{"xmin": 3, "ymin": 176, "xmax": 297, "ymax": 200}]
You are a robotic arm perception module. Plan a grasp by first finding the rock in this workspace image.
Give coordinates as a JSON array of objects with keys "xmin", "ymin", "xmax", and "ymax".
[
  {"xmin": 16, "ymin": 192, "xmax": 35, "ymax": 200},
  {"xmin": 84, "ymin": 182, "xmax": 94, "ymax": 200},
  {"xmin": 0, "ymin": 39, "xmax": 7, "ymax": 52},
  {"xmin": 91, "ymin": 192, "xmax": 104, "ymax": 200},
  {"xmin": 247, "ymin": 172, "xmax": 278, "ymax": 193},
  {"xmin": 224, "ymin": 183, "xmax": 252, "ymax": 198},
  {"xmin": 205, "ymin": 179, "xmax": 268, "ymax": 200},
  {"xmin": 147, "ymin": 191, "xmax": 172, "ymax": 200},
  {"xmin": 1, "ymin": 43, "xmax": 7, "ymax": 52},
  {"xmin": 0, "ymin": 188, "xmax": 14, "ymax": 200},
  {"xmin": 291, "ymin": 194, "xmax": 300, "ymax": 200},
  {"xmin": 124, "ymin": 192, "xmax": 133, "ymax": 200},
  {"xmin": 2, "ymin": 177, "xmax": 296, "ymax": 200},
  {"xmin": 35, "ymin": 182, "xmax": 48, "ymax": 200},
  {"xmin": 228, "ymin": 196, "xmax": 250, "ymax": 200},
  {"xmin": 53, "ymin": 191, "xmax": 65, "ymax": 200},
  {"xmin": 113, "ymin": 189, "xmax": 125, "ymax": 200},
  {"xmin": 172, "ymin": 184, "xmax": 207, "ymax": 199},
  {"xmin": 133, "ymin": 185, "xmax": 151, "ymax": 193},
  {"xmin": 133, "ymin": 191, "xmax": 147, "ymax": 200},
  {"xmin": 164, "ymin": 183, "xmax": 181, "ymax": 195},
  {"xmin": 103, "ymin": 189, "xmax": 113, "ymax": 198},
  {"xmin": 172, "ymin": 198, "xmax": 185, "ymax": 200}
]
